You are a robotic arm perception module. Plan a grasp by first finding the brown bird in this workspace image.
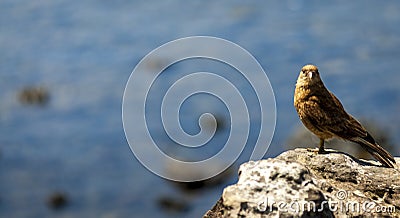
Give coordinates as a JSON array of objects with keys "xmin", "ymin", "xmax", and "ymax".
[{"xmin": 294, "ymin": 64, "xmax": 396, "ymax": 168}]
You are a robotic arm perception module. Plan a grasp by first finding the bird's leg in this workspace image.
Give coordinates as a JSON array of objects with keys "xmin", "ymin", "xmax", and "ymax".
[
  {"xmin": 318, "ymin": 138, "xmax": 326, "ymax": 154},
  {"xmin": 306, "ymin": 138, "xmax": 327, "ymax": 154}
]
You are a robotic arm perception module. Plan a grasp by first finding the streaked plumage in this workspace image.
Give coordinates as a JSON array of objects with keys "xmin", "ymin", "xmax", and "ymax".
[{"xmin": 294, "ymin": 64, "xmax": 396, "ymax": 168}]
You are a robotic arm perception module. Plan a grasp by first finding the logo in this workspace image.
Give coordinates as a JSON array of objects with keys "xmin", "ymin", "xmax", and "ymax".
[{"xmin": 122, "ymin": 36, "xmax": 276, "ymax": 181}]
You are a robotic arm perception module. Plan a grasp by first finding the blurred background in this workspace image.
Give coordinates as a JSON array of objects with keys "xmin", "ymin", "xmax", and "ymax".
[{"xmin": 1, "ymin": 0, "xmax": 399, "ymax": 217}]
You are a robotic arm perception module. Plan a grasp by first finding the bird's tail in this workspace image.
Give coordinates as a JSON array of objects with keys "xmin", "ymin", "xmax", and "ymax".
[{"xmin": 351, "ymin": 132, "xmax": 396, "ymax": 168}]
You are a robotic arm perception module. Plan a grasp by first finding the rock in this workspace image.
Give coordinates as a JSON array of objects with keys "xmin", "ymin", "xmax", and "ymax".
[
  {"xmin": 47, "ymin": 192, "xmax": 68, "ymax": 210},
  {"xmin": 18, "ymin": 86, "xmax": 50, "ymax": 106},
  {"xmin": 204, "ymin": 148, "xmax": 400, "ymax": 218},
  {"xmin": 165, "ymin": 159, "xmax": 234, "ymax": 192},
  {"xmin": 156, "ymin": 196, "xmax": 190, "ymax": 213}
]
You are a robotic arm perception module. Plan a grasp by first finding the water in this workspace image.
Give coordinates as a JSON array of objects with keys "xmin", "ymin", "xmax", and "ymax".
[{"xmin": 1, "ymin": 1, "xmax": 399, "ymax": 217}]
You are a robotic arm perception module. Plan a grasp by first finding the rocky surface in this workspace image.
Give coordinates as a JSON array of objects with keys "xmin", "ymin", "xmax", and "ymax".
[{"xmin": 204, "ymin": 148, "xmax": 400, "ymax": 218}]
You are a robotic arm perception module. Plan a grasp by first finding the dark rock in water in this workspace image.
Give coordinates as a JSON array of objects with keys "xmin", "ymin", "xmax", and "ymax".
[
  {"xmin": 47, "ymin": 192, "xmax": 68, "ymax": 210},
  {"xmin": 18, "ymin": 86, "xmax": 50, "ymax": 106},
  {"xmin": 204, "ymin": 148, "xmax": 400, "ymax": 217},
  {"xmin": 170, "ymin": 166, "xmax": 234, "ymax": 193},
  {"xmin": 157, "ymin": 196, "xmax": 190, "ymax": 213},
  {"xmin": 165, "ymin": 159, "xmax": 234, "ymax": 193}
]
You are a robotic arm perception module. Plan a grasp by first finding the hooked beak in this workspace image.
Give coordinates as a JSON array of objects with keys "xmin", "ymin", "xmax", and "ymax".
[{"xmin": 308, "ymin": 71, "xmax": 314, "ymax": 79}]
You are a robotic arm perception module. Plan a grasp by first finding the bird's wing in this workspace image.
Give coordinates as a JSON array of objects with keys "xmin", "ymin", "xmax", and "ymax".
[
  {"xmin": 299, "ymin": 91, "xmax": 364, "ymax": 137},
  {"xmin": 326, "ymin": 92, "xmax": 368, "ymax": 138},
  {"xmin": 328, "ymin": 93, "xmax": 395, "ymax": 167}
]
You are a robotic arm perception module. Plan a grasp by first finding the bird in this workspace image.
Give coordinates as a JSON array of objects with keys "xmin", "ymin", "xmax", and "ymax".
[{"xmin": 294, "ymin": 64, "xmax": 396, "ymax": 168}]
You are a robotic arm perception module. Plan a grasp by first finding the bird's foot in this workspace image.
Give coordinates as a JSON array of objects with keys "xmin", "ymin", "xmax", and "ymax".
[
  {"xmin": 318, "ymin": 139, "xmax": 326, "ymax": 154},
  {"xmin": 318, "ymin": 148, "xmax": 327, "ymax": 154}
]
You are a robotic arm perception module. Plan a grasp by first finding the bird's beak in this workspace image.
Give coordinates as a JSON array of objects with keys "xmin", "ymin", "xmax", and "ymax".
[{"xmin": 308, "ymin": 72, "xmax": 314, "ymax": 79}]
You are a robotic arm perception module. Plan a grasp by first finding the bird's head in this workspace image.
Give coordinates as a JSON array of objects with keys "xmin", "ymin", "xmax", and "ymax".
[{"xmin": 297, "ymin": 64, "xmax": 322, "ymax": 86}]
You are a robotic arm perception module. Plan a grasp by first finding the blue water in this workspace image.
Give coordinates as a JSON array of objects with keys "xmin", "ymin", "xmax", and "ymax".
[{"xmin": 1, "ymin": 1, "xmax": 400, "ymax": 217}]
